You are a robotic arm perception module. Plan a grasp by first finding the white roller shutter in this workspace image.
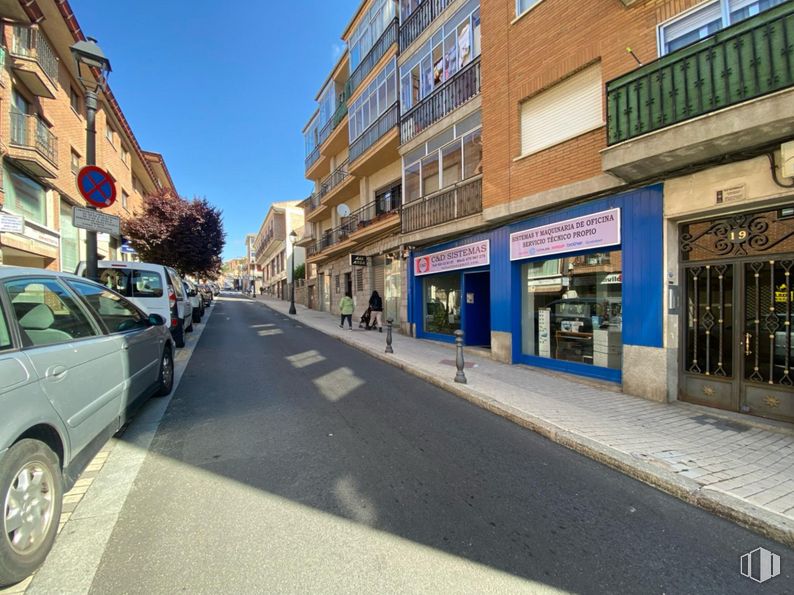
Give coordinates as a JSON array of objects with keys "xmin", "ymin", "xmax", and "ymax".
[{"xmin": 519, "ymin": 63, "xmax": 603, "ymax": 157}]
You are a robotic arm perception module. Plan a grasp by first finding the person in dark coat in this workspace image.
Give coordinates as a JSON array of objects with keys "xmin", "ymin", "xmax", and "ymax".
[{"xmin": 368, "ymin": 290, "xmax": 383, "ymax": 332}]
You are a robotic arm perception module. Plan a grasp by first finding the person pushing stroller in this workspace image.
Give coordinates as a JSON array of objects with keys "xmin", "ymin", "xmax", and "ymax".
[
  {"xmin": 358, "ymin": 306, "xmax": 372, "ymax": 329},
  {"xmin": 368, "ymin": 290, "xmax": 383, "ymax": 332}
]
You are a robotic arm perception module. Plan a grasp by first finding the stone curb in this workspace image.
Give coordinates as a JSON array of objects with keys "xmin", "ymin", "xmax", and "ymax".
[{"xmin": 261, "ymin": 300, "xmax": 794, "ymax": 548}]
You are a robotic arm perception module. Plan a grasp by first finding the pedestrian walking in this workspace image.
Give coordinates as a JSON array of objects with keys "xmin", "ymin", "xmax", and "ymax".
[
  {"xmin": 339, "ymin": 291, "xmax": 354, "ymax": 330},
  {"xmin": 368, "ymin": 290, "xmax": 383, "ymax": 332}
]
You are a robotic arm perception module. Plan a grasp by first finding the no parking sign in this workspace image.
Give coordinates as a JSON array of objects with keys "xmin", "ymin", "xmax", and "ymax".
[{"xmin": 77, "ymin": 165, "xmax": 117, "ymax": 208}]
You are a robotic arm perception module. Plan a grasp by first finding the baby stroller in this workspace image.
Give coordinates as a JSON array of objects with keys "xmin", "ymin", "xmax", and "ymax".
[{"xmin": 359, "ymin": 307, "xmax": 372, "ymax": 329}]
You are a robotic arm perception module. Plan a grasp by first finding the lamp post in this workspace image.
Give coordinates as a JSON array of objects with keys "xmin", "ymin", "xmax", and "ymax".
[
  {"xmin": 289, "ymin": 230, "xmax": 297, "ymax": 315},
  {"xmin": 70, "ymin": 37, "xmax": 111, "ymax": 282}
]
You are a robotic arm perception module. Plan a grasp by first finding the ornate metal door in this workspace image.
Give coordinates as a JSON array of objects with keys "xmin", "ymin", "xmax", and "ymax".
[{"xmin": 680, "ymin": 207, "xmax": 794, "ymax": 423}]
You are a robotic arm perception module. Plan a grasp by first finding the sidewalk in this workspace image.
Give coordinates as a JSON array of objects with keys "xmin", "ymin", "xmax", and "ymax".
[{"xmin": 257, "ymin": 295, "xmax": 794, "ymax": 546}]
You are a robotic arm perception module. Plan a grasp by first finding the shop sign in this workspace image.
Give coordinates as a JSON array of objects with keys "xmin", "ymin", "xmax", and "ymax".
[
  {"xmin": 350, "ymin": 254, "xmax": 368, "ymax": 266},
  {"xmin": 23, "ymin": 226, "xmax": 59, "ymax": 248},
  {"xmin": 414, "ymin": 240, "xmax": 489, "ymax": 276},
  {"xmin": 73, "ymin": 207, "xmax": 120, "ymax": 236},
  {"xmin": 0, "ymin": 211, "xmax": 24, "ymax": 234},
  {"xmin": 510, "ymin": 208, "xmax": 621, "ymax": 261}
]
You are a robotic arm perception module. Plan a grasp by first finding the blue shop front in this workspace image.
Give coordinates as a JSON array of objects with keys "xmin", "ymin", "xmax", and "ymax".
[{"xmin": 409, "ymin": 185, "xmax": 664, "ymax": 384}]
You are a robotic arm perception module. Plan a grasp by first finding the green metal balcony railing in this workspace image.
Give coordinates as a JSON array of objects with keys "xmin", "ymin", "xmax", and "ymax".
[{"xmin": 606, "ymin": 4, "xmax": 794, "ymax": 146}]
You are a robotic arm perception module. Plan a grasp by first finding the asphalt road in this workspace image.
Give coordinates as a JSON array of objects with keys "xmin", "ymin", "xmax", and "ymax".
[{"xmin": 86, "ymin": 296, "xmax": 794, "ymax": 594}]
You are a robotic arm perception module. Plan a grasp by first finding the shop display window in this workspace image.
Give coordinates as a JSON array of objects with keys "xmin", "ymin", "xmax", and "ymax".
[
  {"xmin": 521, "ymin": 250, "xmax": 623, "ymax": 369},
  {"xmin": 424, "ymin": 273, "xmax": 461, "ymax": 335}
]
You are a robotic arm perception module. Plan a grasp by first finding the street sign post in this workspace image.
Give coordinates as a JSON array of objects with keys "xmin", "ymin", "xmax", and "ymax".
[
  {"xmin": 0, "ymin": 211, "xmax": 24, "ymax": 234},
  {"xmin": 73, "ymin": 206, "xmax": 120, "ymax": 236},
  {"xmin": 77, "ymin": 165, "xmax": 117, "ymax": 208}
]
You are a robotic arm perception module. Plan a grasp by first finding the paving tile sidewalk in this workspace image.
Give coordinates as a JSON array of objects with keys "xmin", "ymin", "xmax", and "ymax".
[{"xmin": 258, "ymin": 294, "xmax": 794, "ymax": 546}]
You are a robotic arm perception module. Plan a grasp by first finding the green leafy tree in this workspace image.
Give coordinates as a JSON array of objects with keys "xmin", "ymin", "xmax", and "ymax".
[
  {"xmin": 122, "ymin": 189, "xmax": 226, "ymax": 279},
  {"xmin": 294, "ymin": 263, "xmax": 305, "ymax": 280}
]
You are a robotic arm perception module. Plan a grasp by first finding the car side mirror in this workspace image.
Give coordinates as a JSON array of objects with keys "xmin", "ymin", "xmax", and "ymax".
[
  {"xmin": 148, "ymin": 313, "xmax": 166, "ymax": 326},
  {"xmin": 189, "ymin": 289, "xmax": 198, "ymax": 297}
]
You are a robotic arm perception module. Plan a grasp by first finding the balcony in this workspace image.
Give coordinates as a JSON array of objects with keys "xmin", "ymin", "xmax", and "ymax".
[
  {"xmin": 349, "ymin": 19, "xmax": 398, "ymax": 94},
  {"xmin": 349, "ymin": 102, "xmax": 400, "ymax": 175},
  {"xmin": 303, "ymin": 191, "xmax": 329, "ymax": 223},
  {"xmin": 307, "ymin": 197, "xmax": 401, "ymax": 261},
  {"xmin": 400, "ymin": 0, "xmax": 456, "ymax": 52},
  {"xmin": 401, "ymin": 58, "xmax": 480, "ymax": 144},
  {"xmin": 603, "ymin": 4, "xmax": 794, "ymax": 182},
  {"xmin": 320, "ymin": 83, "xmax": 352, "ymax": 157},
  {"xmin": 9, "ymin": 26, "xmax": 59, "ymax": 99},
  {"xmin": 295, "ymin": 225, "xmax": 316, "ymax": 248},
  {"xmin": 319, "ymin": 160, "xmax": 358, "ymax": 207},
  {"xmin": 402, "ymin": 176, "xmax": 482, "ymax": 234},
  {"xmin": 8, "ymin": 111, "xmax": 58, "ymax": 179}
]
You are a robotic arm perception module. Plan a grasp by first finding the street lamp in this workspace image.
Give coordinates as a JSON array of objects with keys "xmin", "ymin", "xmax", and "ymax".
[
  {"xmin": 70, "ymin": 37, "xmax": 112, "ymax": 282},
  {"xmin": 289, "ymin": 230, "xmax": 298, "ymax": 315}
]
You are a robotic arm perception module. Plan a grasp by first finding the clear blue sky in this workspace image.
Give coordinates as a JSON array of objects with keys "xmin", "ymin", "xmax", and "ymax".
[{"xmin": 70, "ymin": 0, "xmax": 361, "ymax": 259}]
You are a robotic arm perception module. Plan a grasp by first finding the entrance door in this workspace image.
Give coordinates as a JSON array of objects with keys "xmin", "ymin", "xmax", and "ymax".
[
  {"xmin": 463, "ymin": 272, "xmax": 491, "ymax": 347},
  {"xmin": 680, "ymin": 258, "xmax": 794, "ymax": 423}
]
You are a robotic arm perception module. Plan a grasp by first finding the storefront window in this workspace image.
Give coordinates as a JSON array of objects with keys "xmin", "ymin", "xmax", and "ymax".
[
  {"xmin": 3, "ymin": 164, "xmax": 46, "ymax": 225},
  {"xmin": 424, "ymin": 273, "xmax": 461, "ymax": 335},
  {"xmin": 60, "ymin": 200, "xmax": 80, "ymax": 273},
  {"xmin": 521, "ymin": 250, "xmax": 623, "ymax": 369},
  {"xmin": 385, "ymin": 257, "xmax": 401, "ymax": 325}
]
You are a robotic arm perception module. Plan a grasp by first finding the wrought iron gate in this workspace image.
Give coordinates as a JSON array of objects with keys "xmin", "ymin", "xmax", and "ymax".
[{"xmin": 680, "ymin": 208, "xmax": 794, "ymax": 423}]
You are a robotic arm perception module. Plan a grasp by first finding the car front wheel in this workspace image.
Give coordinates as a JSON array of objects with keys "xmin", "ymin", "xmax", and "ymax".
[{"xmin": 0, "ymin": 440, "xmax": 63, "ymax": 588}]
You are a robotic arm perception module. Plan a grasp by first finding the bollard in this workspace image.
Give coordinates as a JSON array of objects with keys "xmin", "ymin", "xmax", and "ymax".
[
  {"xmin": 385, "ymin": 318, "xmax": 394, "ymax": 354},
  {"xmin": 454, "ymin": 329, "xmax": 467, "ymax": 384}
]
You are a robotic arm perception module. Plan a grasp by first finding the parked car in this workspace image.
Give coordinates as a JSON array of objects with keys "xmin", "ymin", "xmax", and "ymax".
[
  {"xmin": 76, "ymin": 261, "xmax": 193, "ymax": 347},
  {"xmin": 209, "ymin": 282, "xmax": 219, "ymax": 297},
  {"xmin": 183, "ymin": 280, "xmax": 203, "ymax": 323},
  {"xmin": 0, "ymin": 266, "xmax": 174, "ymax": 587},
  {"xmin": 197, "ymin": 283, "xmax": 213, "ymax": 306}
]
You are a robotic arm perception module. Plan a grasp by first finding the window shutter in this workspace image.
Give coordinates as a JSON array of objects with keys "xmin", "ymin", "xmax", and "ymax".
[
  {"xmin": 520, "ymin": 63, "xmax": 603, "ymax": 156},
  {"xmin": 663, "ymin": 2, "xmax": 722, "ymax": 41}
]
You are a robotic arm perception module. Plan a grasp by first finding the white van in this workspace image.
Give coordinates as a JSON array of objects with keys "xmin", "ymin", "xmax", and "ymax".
[{"xmin": 76, "ymin": 261, "xmax": 193, "ymax": 347}]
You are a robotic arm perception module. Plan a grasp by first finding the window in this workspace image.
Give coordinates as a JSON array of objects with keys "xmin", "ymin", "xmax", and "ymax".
[
  {"xmin": 400, "ymin": 0, "xmax": 420, "ymax": 21},
  {"xmin": 402, "ymin": 115, "xmax": 482, "ymax": 201},
  {"xmin": 399, "ymin": 3, "xmax": 481, "ymax": 112},
  {"xmin": 659, "ymin": 0, "xmax": 787, "ymax": 55},
  {"xmin": 105, "ymin": 122, "xmax": 115, "ymax": 145},
  {"xmin": 69, "ymin": 281, "xmax": 148, "ymax": 334},
  {"xmin": 3, "ymin": 164, "xmax": 46, "ymax": 225},
  {"xmin": 519, "ymin": 63, "xmax": 603, "ymax": 157},
  {"xmin": 69, "ymin": 87, "xmax": 80, "ymax": 113},
  {"xmin": 349, "ymin": 0, "xmax": 397, "ymax": 71},
  {"xmin": 516, "ymin": 0, "xmax": 543, "ymax": 18},
  {"xmin": 122, "ymin": 190, "xmax": 129, "ymax": 210},
  {"xmin": 122, "ymin": 146, "xmax": 130, "ymax": 166},
  {"xmin": 71, "ymin": 149, "xmax": 80, "ymax": 175},
  {"xmin": 98, "ymin": 269, "xmax": 164, "ymax": 298},
  {"xmin": 375, "ymin": 181, "xmax": 401, "ymax": 214},
  {"xmin": 0, "ymin": 304, "xmax": 12, "ymax": 351},
  {"xmin": 132, "ymin": 175, "xmax": 143, "ymax": 195},
  {"xmin": 521, "ymin": 251, "xmax": 622, "ymax": 370},
  {"xmin": 4, "ymin": 278, "xmax": 98, "ymax": 347},
  {"xmin": 60, "ymin": 200, "xmax": 80, "ymax": 274},
  {"xmin": 423, "ymin": 273, "xmax": 461, "ymax": 335},
  {"xmin": 349, "ymin": 58, "xmax": 397, "ymax": 142},
  {"xmin": 304, "ymin": 114, "xmax": 319, "ymax": 158}
]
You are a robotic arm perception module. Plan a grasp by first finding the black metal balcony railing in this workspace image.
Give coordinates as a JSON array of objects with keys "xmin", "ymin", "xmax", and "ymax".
[
  {"xmin": 607, "ymin": 4, "xmax": 794, "ymax": 146},
  {"xmin": 305, "ymin": 145, "xmax": 321, "ymax": 171},
  {"xmin": 10, "ymin": 111, "xmax": 58, "ymax": 165},
  {"xmin": 303, "ymin": 192, "xmax": 323, "ymax": 215},
  {"xmin": 349, "ymin": 19, "xmax": 398, "ymax": 94},
  {"xmin": 401, "ymin": 58, "xmax": 480, "ymax": 143},
  {"xmin": 320, "ymin": 160, "xmax": 350, "ymax": 197},
  {"xmin": 11, "ymin": 26, "xmax": 59, "ymax": 84},
  {"xmin": 401, "ymin": 176, "xmax": 482, "ymax": 234},
  {"xmin": 307, "ymin": 196, "xmax": 401, "ymax": 258},
  {"xmin": 400, "ymin": 0, "xmax": 455, "ymax": 51},
  {"xmin": 350, "ymin": 102, "xmax": 400, "ymax": 163}
]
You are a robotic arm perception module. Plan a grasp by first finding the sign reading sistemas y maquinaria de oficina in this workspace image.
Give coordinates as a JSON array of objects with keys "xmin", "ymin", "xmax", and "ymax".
[
  {"xmin": 414, "ymin": 240, "xmax": 490, "ymax": 276},
  {"xmin": 509, "ymin": 208, "xmax": 621, "ymax": 261}
]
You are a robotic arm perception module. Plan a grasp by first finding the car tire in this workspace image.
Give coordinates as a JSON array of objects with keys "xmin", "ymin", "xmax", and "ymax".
[
  {"xmin": 155, "ymin": 347, "xmax": 174, "ymax": 397},
  {"xmin": 173, "ymin": 319, "xmax": 185, "ymax": 348},
  {"xmin": 0, "ymin": 439, "xmax": 63, "ymax": 588}
]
